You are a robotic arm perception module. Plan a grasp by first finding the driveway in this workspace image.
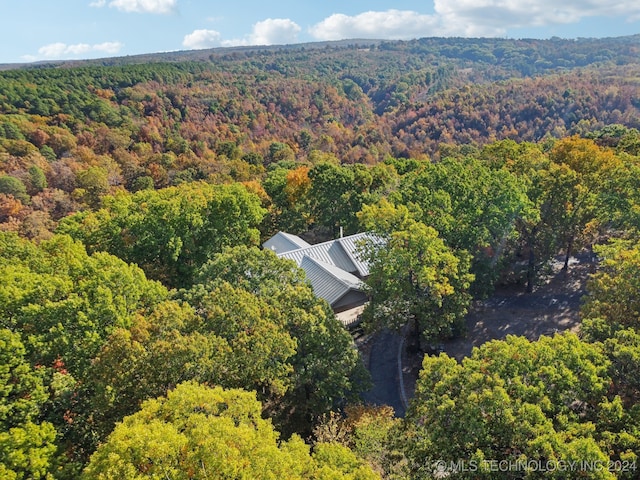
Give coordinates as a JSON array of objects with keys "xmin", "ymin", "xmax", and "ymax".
[
  {"xmin": 403, "ymin": 254, "xmax": 593, "ymax": 398},
  {"xmin": 361, "ymin": 328, "xmax": 406, "ymax": 417}
]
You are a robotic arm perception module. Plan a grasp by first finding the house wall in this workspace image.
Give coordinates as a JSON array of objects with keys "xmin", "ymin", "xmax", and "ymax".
[{"xmin": 333, "ymin": 290, "xmax": 368, "ymax": 313}]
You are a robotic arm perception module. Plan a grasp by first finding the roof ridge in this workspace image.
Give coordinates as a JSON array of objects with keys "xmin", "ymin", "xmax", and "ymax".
[{"xmin": 279, "ymin": 231, "xmax": 370, "ymax": 255}]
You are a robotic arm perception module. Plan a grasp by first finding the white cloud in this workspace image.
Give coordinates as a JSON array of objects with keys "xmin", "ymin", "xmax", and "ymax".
[
  {"xmin": 309, "ymin": 10, "xmax": 446, "ymax": 41},
  {"xmin": 434, "ymin": 0, "xmax": 640, "ymax": 36},
  {"xmin": 310, "ymin": 2, "xmax": 640, "ymax": 41},
  {"xmin": 33, "ymin": 41, "xmax": 124, "ymax": 60},
  {"xmin": 182, "ymin": 29, "xmax": 222, "ymax": 50},
  {"xmin": 249, "ymin": 18, "xmax": 301, "ymax": 45},
  {"xmin": 184, "ymin": 18, "xmax": 301, "ymax": 50},
  {"xmin": 91, "ymin": 0, "xmax": 176, "ymax": 14}
]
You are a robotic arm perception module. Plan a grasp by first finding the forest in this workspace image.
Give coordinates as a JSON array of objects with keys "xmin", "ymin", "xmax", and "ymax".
[{"xmin": 1, "ymin": 35, "xmax": 640, "ymax": 479}]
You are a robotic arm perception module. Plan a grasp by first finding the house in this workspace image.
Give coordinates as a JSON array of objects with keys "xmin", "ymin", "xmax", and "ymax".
[{"xmin": 263, "ymin": 231, "xmax": 379, "ymax": 327}]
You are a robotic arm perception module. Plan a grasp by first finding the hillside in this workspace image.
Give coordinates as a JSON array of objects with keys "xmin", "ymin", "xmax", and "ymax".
[{"xmin": 3, "ymin": 35, "xmax": 640, "ymax": 479}]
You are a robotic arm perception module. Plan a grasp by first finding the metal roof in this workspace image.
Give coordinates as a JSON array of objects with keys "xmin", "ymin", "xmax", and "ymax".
[
  {"xmin": 335, "ymin": 232, "xmax": 378, "ymax": 277},
  {"xmin": 300, "ymin": 256, "xmax": 365, "ymax": 306},
  {"xmin": 278, "ymin": 238, "xmax": 357, "ymax": 273},
  {"xmin": 276, "ymin": 232, "xmax": 380, "ymax": 276},
  {"xmin": 262, "ymin": 232, "xmax": 312, "ymax": 254}
]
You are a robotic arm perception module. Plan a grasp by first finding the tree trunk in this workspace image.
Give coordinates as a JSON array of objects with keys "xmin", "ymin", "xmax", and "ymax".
[
  {"xmin": 526, "ymin": 247, "xmax": 535, "ymax": 293},
  {"xmin": 562, "ymin": 236, "xmax": 574, "ymax": 271},
  {"xmin": 407, "ymin": 316, "xmax": 421, "ymax": 354}
]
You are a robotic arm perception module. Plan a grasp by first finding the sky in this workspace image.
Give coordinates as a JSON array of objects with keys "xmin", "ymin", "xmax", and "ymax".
[{"xmin": 1, "ymin": 0, "xmax": 639, "ymax": 64}]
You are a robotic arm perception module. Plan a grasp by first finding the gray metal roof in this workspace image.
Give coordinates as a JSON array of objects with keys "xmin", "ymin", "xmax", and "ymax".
[
  {"xmin": 262, "ymin": 232, "xmax": 312, "ymax": 254},
  {"xmin": 300, "ymin": 256, "xmax": 365, "ymax": 306},
  {"xmin": 335, "ymin": 232, "xmax": 378, "ymax": 277},
  {"xmin": 278, "ymin": 237, "xmax": 357, "ymax": 273},
  {"xmin": 277, "ymin": 231, "xmax": 380, "ymax": 276}
]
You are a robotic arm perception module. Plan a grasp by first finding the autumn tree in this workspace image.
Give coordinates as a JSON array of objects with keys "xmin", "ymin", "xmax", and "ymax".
[
  {"xmin": 82, "ymin": 381, "xmax": 379, "ymax": 480},
  {"xmin": 549, "ymin": 136, "xmax": 618, "ymax": 269},
  {"xmin": 262, "ymin": 164, "xmax": 312, "ymax": 235}
]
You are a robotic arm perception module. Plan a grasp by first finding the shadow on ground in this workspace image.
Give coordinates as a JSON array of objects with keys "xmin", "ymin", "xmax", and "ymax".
[{"xmin": 402, "ymin": 253, "xmax": 594, "ymax": 399}]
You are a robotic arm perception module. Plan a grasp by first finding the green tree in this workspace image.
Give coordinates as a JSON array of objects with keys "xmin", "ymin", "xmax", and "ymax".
[
  {"xmin": 26, "ymin": 166, "xmax": 47, "ymax": 195},
  {"xmin": 405, "ymin": 334, "xmax": 617, "ymax": 480},
  {"xmin": 189, "ymin": 246, "xmax": 370, "ymax": 433},
  {"xmin": 75, "ymin": 166, "xmax": 110, "ymax": 208},
  {"xmin": 481, "ymin": 140, "xmax": 576, "ymax": 292},
  {"xmin": 308, "ymin": 162, "xmax": 363, "ymax": 237},
  {"xmin": 267, "ymin": 141, "xmax": 295, "ymax": 164},
  {"xmin": 82, "ymin": 381, "xmax": 379, "ymax": 480},
  {"xmin": 79, "ymin": 247, "xmax": 368, "ymax": 448},
  {"xmin": 0, "ymin": 329, "xmax": 57, "ymax": 480},
  {"xmin": 396, "ymin": 155, "xmax": 528, "ymax": 295},
  {"xmin": 58, "ymin": 182, "xmax": 266, "ymax": 288},
  {"xmin": 360, "ymin": 218, "xmax": 474, "ymax": 345},
  {"xmin": 314, "ymin": 405, "xmax": 408, "ymax": 479},
  {"xmin": 0, "ymin": 176, "xmax": 29, "ymax": 204},
  {"xmin": 67, "ymin": 290, "xmax": 295, "ymax": 457},
  {"xmin": 581, "ymin": 239, "xmax": 640, "ymax": 341},
  {"xmin": 0, "ymin": 233, "xmax": 167, "ymax": 377},
  {"xmin": 129, "ymin": 175, "xmax": 154, "ymax": 192}
]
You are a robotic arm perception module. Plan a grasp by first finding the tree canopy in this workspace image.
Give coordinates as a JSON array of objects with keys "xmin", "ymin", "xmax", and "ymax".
[{"xmin": 82, "ymin": 381, "xmax": 379, "ymax": 480}]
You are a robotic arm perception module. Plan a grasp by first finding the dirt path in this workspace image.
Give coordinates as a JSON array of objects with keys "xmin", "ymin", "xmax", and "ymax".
[{"xmin": 402, "ymin": 253, "xmax": 595, "ymax": 397}]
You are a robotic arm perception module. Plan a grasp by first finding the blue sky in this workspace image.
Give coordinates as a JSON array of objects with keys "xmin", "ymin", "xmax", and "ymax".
[{"xmin": 2, "ymin": 0, "xmax": 640, "ymax": 64}]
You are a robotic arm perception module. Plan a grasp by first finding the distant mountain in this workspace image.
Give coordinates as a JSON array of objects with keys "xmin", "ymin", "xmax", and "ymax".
[
  {"xmin": 0, "ymin": 39, "xmax": 387, "ymax": 71},
  {"xmin": 0, "ymin": 34, "xmax": 639, "ymax": 178}
]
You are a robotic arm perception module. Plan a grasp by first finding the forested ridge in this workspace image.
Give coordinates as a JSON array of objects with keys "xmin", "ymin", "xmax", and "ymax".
[{"xmin": 2, "ymin": 35, "xmax": 640, "ymax": 479}]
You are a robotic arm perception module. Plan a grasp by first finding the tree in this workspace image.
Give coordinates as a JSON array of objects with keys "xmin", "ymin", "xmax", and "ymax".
[
  {"xmin": 26, "ymin": 166, "xmax": 47, "ymax": 196},
  {"xmin": 262, "ymin": 165, "xmax": 311, "ymax": 234},
  {"xmin": 0, "ymin": 232, "xmax": 168, "ymax": 377},
  {"xmin": 404, "ymin": 334, "xmax": 620, "ymax": 480},
  {"xmin": 58, "ymin": 182, "xmax": 266, "ymax": 288},
  {"xmin": 82, "ymin": 381, "xmax": 379, "ymax": 480},
  {"xmin": 0, "ymin": 329, "xmax": 57, "ymax": 480},
  {"xmin": 189, "ymin": 246, "xmax": 370, "ymax": 434},
  {"xmin": 74, "ymin": 246, "xmax": 368, "ymax": 450},
  {"xmin": 75, "ymin": 166, "xmax": 110, "ymax": 208},
  {"xmin": 267, "ymin": 141, "xmax": 295, "ymax": 164},
  {"xmin": 481, "ymin": 140, "xmax": 577, "ymax": 292},
  {"xmin": 181, "ymin": 282, "xmax": 297, "ymax": 397},
  {"xmin": 549, "ymin": 136, "xmax": 617, "ymax": 269},
  {"xmin": 519, "ymin": 161, "xmax": 579, "ymax": 292},
  {"xmin": 0, "ymin": 176, "xmax": 29, "ymax": 205},
  {"xmin": 308, "ymin": 162, "xmax": 363, "ymax": 237},
  {"xmin": 396, "ymin": 155, "xmax": 528, "ymax": 295},
  {"xmin": 360, "ymin": 218, "xmax": 474, "ymax": 345},
  {"xmin": 581, "ymin": 239, "xmax": 640, "ymax": 342},
  {"xmin": 314, "ymin": 405, "xmax": 408, "ymax": 479},
  {"xmin": 68, "ymin": 291, "xmax": 295, "ymax": 457}
]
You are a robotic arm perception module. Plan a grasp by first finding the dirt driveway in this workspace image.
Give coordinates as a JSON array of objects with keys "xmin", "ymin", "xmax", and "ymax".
[{"xmin": 403, "ymin": 253, "xmax": 594, "ymax": 397}]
